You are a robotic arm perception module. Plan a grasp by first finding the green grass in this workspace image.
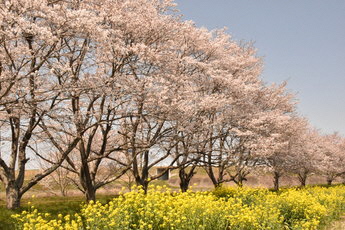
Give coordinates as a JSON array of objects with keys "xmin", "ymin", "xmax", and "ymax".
[{"xmin": 0, "ymin": 194, "xmax": 116, "ymax": 230}]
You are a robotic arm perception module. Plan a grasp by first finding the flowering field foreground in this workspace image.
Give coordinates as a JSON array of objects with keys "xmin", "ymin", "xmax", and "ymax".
[{"xmin": 12, "ymin": 185, "xmax": 345, "ymax": 230}]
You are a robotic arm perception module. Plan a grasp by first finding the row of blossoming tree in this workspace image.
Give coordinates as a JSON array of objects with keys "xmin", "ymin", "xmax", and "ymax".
[{"xmin": 0, "ymin": 0, "xmax": 344, "ymax": 209}]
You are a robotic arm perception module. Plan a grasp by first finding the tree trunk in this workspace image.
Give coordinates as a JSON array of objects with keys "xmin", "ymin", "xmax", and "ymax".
[
  {"xmin": 132, "ymin": 151, "xmax": 150, "ymax": 194},
  {"xmin": 85, "ymin": 187, "xmax": 96, "ymax": 201},
  {"xmin": 80, "ymin": 165, "xmax": 96, "ymax": 201},
  {"xmin": 179, "ymin": 180, "xmax": 189, "ymax": 192},
  {"xmin": 135, "ymin": 177, "xmax": 149, "ymax": 194},
  {"xmin": 142, "ymin": 181, "xmax": 149, "ymax": 193},
  {"xmin": 273, "ymin": 171, "xmax": 281, "ymax": 191},
  {"xmin": 6, "ymin": 184, "xmax": 21, "ymax": 210},
  {"xmin": 207, "ymin": 168, "xmax": 223, "ymax": 188},
  {"xmin": 300, "ymin": 178, "xmax": 306, "ymax": 186},
  {"xmin": 327, "ymin": 178, "xmax": 333, "ymax": 185},
  {"xmin": 298, "ymin": 172, "xmax": 307, "ymax": 187},
  {"xmin": 237, "ymin": 180, "xmax": 244, "ymax": 187},
  {"xmin": 136, "ymin": 150, "xmax": 150, "ymax": 194},
  {"xmin": 61, "ymin": 189, "xmax": 67, "ymax": 197},
  {"xmin": 79, "ymin": 139, "xmax": 96, "ymax": 202},
  {"xmin": 179, "ymin": 169, "xmax": 192, "ymax": 192},
  {"xmin": 80, "ymin": 174, "xmax": 96, "ymax": 202},
  {"xmin": 237, "ymin": 174, "xmax": 247, "ymax": 187}
]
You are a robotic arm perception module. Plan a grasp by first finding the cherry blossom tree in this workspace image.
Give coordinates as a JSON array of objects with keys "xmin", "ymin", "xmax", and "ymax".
[
  {"xmin": 286, "ymin": 127, "xmax": 323, "ymax": 187},
  {"xmin": 167, "ymin": 121, "xmax": 208, "ymax": 192},
  {"xmin": 318, "ymin": 133, "xmax": 345, "ymax": 185},
  {"xmin": 0, "ymin": 0, "xmax": 98, "ymax": 209},
  {"xmin": 202, "ymin": 81, "xmax": 296, "ymax": 188},
  {"xmin": 264, "ymin": 117, "xmax": 310, "ymax": 190}
]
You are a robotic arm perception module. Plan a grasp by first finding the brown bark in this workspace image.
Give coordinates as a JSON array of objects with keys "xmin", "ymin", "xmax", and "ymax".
[
  {"xmin": 78, "ymin": 138, "xmax": 96, "ymax": 201},
  {"xmin": 178, "ymin": 166, "xmax": 196, "ymax": 192},
  {"xmin": 298, "ymin": 171, "xmax": 308, "ymax": 187},
  {"xmin": 6, "ymin": 184, "xmax": 21, "ymax": 209},
  {"xmin": 327, "ymin": 178, "xmax": 333, "ymax": 185},
  {"xmin": 273, "ymin": 171, "xmax": 281, "ymax": 191}
]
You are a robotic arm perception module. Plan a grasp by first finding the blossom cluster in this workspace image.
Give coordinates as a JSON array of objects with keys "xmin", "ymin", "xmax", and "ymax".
[{"xmin": 12, "ymin": 185, "xmax": 345, "ymax": 230}]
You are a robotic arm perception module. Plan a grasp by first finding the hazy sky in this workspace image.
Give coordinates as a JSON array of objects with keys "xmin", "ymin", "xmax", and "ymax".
[{"xmin": 175, "ymin": 0, "xmax": 345, "ymax": 135}]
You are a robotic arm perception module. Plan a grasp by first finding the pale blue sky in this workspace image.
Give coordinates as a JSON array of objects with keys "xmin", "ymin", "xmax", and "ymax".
[{"xmin": 175, "ymin": 0, "xmax": 345, "ymax": 135}]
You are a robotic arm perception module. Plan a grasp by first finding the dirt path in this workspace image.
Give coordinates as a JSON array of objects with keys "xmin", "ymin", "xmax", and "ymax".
[{"xmin": 324, "ymin": 216, "xmax": 345, "ymax": 230}]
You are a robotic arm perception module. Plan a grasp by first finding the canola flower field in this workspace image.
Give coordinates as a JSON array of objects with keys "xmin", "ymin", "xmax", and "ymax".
[{"xmin": 11, "ymin": 185, "xmax": 345, "ymax": 230}]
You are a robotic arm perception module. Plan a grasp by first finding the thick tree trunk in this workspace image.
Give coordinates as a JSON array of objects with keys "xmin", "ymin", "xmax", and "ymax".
[
  {"xmin": 79, "ymin": 139, "xmax": 97, "ymax": 202},
  {"xmin": 80, "ymin": 164, "xmax": 96, "ymax": 201},
  {"xmin": 179, "ymin": 169, "xmax": 193, "ymax": 192},
  {"xmin": 132, "ymin": 153, "xmax": 150, "ymax": 193},
  {"xmin": 142, "ymin": 181, "xmax": 149, "ymax": 193},
  {"xmin": 6, "ymin": 184, "xmax": 21, "ymax": 210},
  {"xmin": 85, "ymin": 187, "xmax": 96, "ymax": 201},
  {"xmin": 135, "ymin": 177, "xmax": 149, "ymax": 193},
  {"xmin": 80, "ymin": 172, "xmax": 96, "ymax": 202},
  {"xmin": 300, "ymin": 179, "xmax": 306, "ymax": 186},
  {"xmin": 179, "ymin": 180, "xmax": 189, "ymax": 192},
  {"xmin": 133, "ymin": 150, "xmax": 150, "ymax": 194},
  {"xmin": 327, "ymin": 178, "xmax": 333, "ymax": 185},
  {"xmin": 273, "ymin": 171, "xmax": 281, "ymax": 191}
]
